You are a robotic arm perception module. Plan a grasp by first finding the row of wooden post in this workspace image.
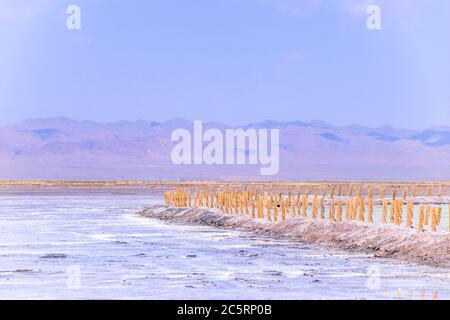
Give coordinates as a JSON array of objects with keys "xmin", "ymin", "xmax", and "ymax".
[
  {"xmin": 168, "ymin": 184, "xmax": 448, "ymax": 199},
  {"xmin": 164, "ymin": 188, "xmax": 449, "ymax": 233}
]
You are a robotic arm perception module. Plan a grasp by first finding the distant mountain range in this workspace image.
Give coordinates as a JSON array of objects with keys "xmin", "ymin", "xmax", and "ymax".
[{"xmin": 0, "ymin": 117, "xmax": 449, "ymax": 181}]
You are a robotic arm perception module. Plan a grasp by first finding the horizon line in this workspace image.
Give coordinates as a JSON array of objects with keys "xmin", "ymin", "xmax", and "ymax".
[{"xmin": 2, "ymin": 116, "xmax": 449, "ymax": 132}]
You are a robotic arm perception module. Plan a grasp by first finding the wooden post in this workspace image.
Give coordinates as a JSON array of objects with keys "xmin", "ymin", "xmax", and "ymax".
[
  {"xmin": 238, "ymin": 194, "xmax": 243, "ymax": 215},
  {"xmin": 265, "ymin": 196, "xmax": 271, "ymax": 220},
  {"xmin": 210, "ymin": 191, "xmax": 214, "ymax": 208},
  {"xmin": 337, "ymin": 199, "xmax": 342, "ymax": 222},
  {"xmin": 320, "ymin": 197, "xmax": 325, "ymax": 219},
  {"xmin": 188, "ymin": 190, "xmax": 192, "ymax": 207},
  {"xmin": 417, "ymin": 204, "xmax": 424, "ymax": 233},
  {"xmin": 381, "ymin": 199, "xmax": 387, "ymax": 224},
  {"xmin": 329, "ymin": 198, "xmax": 335, "ymax": 221},
  {"xmin": 296, "ymin": 193, "xmax": 302, "ymax": 216},
  {"xmin": 388, "ymin": 199, "xmax": 394, "ymax": 224},
  {"xmin": 406, "ymin": 200, "xmax": 413, "ymax": 228},
  {"xmin": 291, "ymin": 197, "xmax": 296, "ymax": 219},
  {"xmin": 424, "ymin": 205, "xmax": 431, "ymax": 226},
  {"xmin": 302, "ymin": 194, "xmax": 308, "ymax": 218},
  {"xmin": 257, "ymin": 196, "xmax": 263, "ymax": 220},
  {"xmin": 251, "ymin": 195, "xmax": 255, "ymax": 218},
  {"xmin": 353, "ymin": 198, "xmax": 358, "ymax": 220},
  {"xmin": 431, "ymin": 207, "xmax": 437, "ymax": 232},
  {"xmin": 345, "ymin": 199, "xmax": 350, "ymax": 220},
  {"xmin": 273, "ymin": 196, "xmax": 278, "ymax": 222},
  {"xmin": 312, "ymin": 195, "xmax": 317, "ymax": 219},
  {"xmin": 359, "ymin": 197, "xmax": 365, "ymax": 222}
]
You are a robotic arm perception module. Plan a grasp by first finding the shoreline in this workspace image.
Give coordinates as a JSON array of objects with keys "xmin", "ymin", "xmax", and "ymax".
[
  {"xmin": 139, "ymin": 205, "xmax": 450, "ymax": 269},
  {"xmin": 1, "ymin": 180, "xmax": 449, "ymax": 186}
]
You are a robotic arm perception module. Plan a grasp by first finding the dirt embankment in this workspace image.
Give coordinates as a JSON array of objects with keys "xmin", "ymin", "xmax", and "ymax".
[{"xmin": 139, "ymin": 205, "xmax": 450, "ymax": 269}]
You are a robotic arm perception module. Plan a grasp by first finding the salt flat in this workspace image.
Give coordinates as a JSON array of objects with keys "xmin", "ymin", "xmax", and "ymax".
[{"xmin": 0, "ymin": 187, "xmax": 448, "ymax": 299}]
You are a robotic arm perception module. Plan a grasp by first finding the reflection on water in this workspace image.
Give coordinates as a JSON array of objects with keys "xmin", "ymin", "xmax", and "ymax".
[{"xmin": 0, "ymin": 190, "xmax": 448, "ymax": 299}]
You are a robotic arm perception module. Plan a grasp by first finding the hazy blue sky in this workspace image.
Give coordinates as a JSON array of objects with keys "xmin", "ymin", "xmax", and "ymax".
[{"xmin": 1, "ymin": 0, "xmax": 449, "ymax": 128}]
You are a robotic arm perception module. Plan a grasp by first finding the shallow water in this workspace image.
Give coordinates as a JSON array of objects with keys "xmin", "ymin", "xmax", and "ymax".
[{"xmin": 0, "ymin": 190, "xmax": 448, "ymax": 299}]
